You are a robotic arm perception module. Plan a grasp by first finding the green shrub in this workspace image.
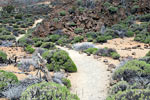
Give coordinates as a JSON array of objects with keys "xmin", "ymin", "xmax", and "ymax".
[
  {"xmin": 56, "ymin": 37, "xmax": 68, "ymax": 46},
  {"xmin": 59, "ymin": 11, "xmax": 66, "ymax": 16},
  {"xmin": 111, "ymin": 52, "xmax": 120, "ymax": 59},
  {"xmin": 0, "ymin": 70, "xmax": 18, "ymax": 92},
  {"xmin": 126, "ymin": 30, "xmax": 134, "ymax": 37},
  {"xmin": 74, "ymin": 28, "xmax": 84, "ymax": 34},
  {"xmin": 15, "ymin": 13, "xmax": 23, "ymax": 19},
  {"xmin": 19, "ymin": 30, "xmax": 26, "ymax": 34},
  {"xmin": 34, "ymin": 41, "xmax": 43, "ymax": 47},
  {"xmin": 0, "ymin": 35, "xmax": 15, "ymax": 40},
  {"xmin": 96, "ymin": 36, "xmax": 107, "ymax": 43},
  {"xmin": 3, "ymin": 5, "xmax": 15, "ymax": 13},
  {"xmin": 87, "ymin": 37, "xmax": 93, "ymax": 42},
  {"xmin": 62, "ymin": 78, "xmax": 71, "ymax": 88},
  {"xmin": 40, "ymin": 42, "xmax": 56, "ymax": 50},
  {"xmin": 110, "ymin": 81, "xmax": 129, "ymax": 95},
  {"xmin": 53, "ymin": 18, "xmax": 59, "ymax": 22},
  {"xmin": 21, "ymin": 82, "xmax": 79, "ymax": 100},
  {"xmin": 131, "ymin": 5, "xmax": 140, "ymax": 14},
  {"xmin": 72, "ymin": 36, "xmax": 84, "ymax": 43},
  {"xmin": 25, "ymin": 45, "xmax": 35, "ymax": 54},
  {"xmin": 18, "ymin": 37, "xmax": 33, "ymax": 47},
  {"xmin": 0, "ymin": 50, "xmax": 7, "ymax": 63},
  {"xmin": 113, "ymin": 60, "xmax": 150, "ymax": 81},
  {"xmin": 108, "ymin": 6, "xmax": 118, "ymax": 14},
  {"xmin": 83, "ymin": 48, "xmax": 98, "ymax": 54},
  {"xmin": 13, "ymin": 24, "xmax": 19, "ymax": 28},
  {"xmin": 139, "ymin": 14, "xmax": 150, "ymax": 21},
  {"xmin": 146, "ymin": 51, "xmax": 150, "ymax": 56},
  {"xmin": 107, "ymin": 89, "xmax": 150, "ymax": 100},
  {"xmin": 1, "ymin": 30, "xmax": 11, "ymax": 35},
  {"xmin": 42, "ymin": 49, "xmax": 77, "ymax": 72},
  {"xmin": 0, "ymin": 28, "xmax": 5, "ymax": 33},
  {"xmin": 68, "ymin": 22, "xmax": 76, "ymax": 27},
  {"xmin": 48, "ymin": 34, "xmax": 61, "ymax": 42},
  {"xmin": 104, "ymin": 2, "xmax": 112, "ymax": 7},
  {"xmin": 20, "ymin": 24, "xmax": 27, "ymax": 28}
]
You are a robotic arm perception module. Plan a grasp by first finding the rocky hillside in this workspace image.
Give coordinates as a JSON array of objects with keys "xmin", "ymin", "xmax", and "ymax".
[{"xmin": 33, "ymin": 0, "xmax": 150, "ymax": 37}]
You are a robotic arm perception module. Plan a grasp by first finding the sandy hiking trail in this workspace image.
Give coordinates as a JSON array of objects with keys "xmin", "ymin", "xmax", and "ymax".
[{"xmin": 58, "ymin": 46, "xmax": 111, "ymax": 100}]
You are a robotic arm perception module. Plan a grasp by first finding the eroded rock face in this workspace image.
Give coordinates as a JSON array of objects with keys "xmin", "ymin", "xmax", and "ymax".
[{"xmin": 32, "ymin": 0, "xmax": 150, "ymax": 39}]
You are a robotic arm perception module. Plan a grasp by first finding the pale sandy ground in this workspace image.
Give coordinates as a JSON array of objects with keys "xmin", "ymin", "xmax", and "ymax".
[
  {"xmin": 0, "ymin": 47, "xmax": 31, "ymax": 59},
  {"xmin": 58, "ymin": 46, "xmax": 111, "ymax": 100},
  {"xmin": 96, "ymin": 37, "xmax": 150, "ymax": 66},
  {"xmin": 0, "ymin": 37, "xmax": 149, "ymax": 100}
]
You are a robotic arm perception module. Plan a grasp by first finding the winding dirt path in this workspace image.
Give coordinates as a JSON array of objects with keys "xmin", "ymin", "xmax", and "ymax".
[
  {"xmin": 16, "ymin": 19, "xmax": 43, "ymax": 41},
  {"xmin": 58, "ymin": 46, "xmax": 111, "ymax": 100}
]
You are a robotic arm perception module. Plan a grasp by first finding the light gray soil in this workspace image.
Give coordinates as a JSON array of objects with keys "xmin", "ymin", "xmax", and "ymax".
[{"xmin": 58, "ymin": 46, "xmax": 111, "ymax": 100}]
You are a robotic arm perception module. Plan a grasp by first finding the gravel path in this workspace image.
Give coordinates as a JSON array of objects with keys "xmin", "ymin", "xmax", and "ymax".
[{"xmin": 58, "ymin": 46, "xmax": 111, "ymax": 100}]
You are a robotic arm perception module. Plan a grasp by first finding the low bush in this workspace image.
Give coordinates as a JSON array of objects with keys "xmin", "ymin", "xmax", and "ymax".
[
  {"xmin": 1, "ymin": 30, "xmax": 11, "ymax": 35},
  {"xmin": 0, "ymin": 70, "xmax": 18, "ymax": 92},
  {"xmin": 74, "ymin": 28, "xmax": 84, "ymax": 34},
  {"xmin": 146, "ymin": 51, "xmax": 150, "ymax": 56},
  {"xmin": 20, "ymin": 24, "xmax": 27, "ymax": 28},
  {"xmin": 15, "ymin": 13, "xmax": 23, "ymax": 19},
  {"xmin": 21, "ymin": 82, "xmax": 79, "ymax": 100},
  {"xmin": 107, "ymin": 89, "xmax": 150, "ymax": 100},
  {"xmin": 40, "ymin": 42, "xmax": 56, "ymax": 50},
  {"xmin": 73, "ymin": 42, "xmax": 95, "ymax": 51},
  {"xmin": 126, "ymin": 30, "xmax": 134, "ymax": 37},
  {"xmin": 96, "ymin": 36, "xmax": 108, "ymax": 43},
  {"xmin": 72, "ymin": 36, "xmax": 84, "ymax": 43},
  {"xmin": 83, "ymin": 48, "xmax": 98, "ymax": 54},
  {"xmin": 59, "ymin": 11, "xmax": 66, "ymax": 16},
  {"xmin": 95, "ymin": 47, "xmax": 120, "ymax": 59},
  {"xmin": 25, "ymin": 45, "xmax": 35, "ymax": 54},
  {"xmin": 108, "ymin": 6, "xmax": 118, "ymax": 14},
  {"xmin": 62, "ymin": 78, "xmax": 71, "ymax": 88},
  {"xmin": 68, "ymin": 22, "xmax": 76, "ymax": 27},
  {"xmin": 56, "ymin": 37, "xmax": 69, "ymax": 46},
  {"xmin": 110, "ymin": 81, "xmax": 129, "ymax": 95},
  {"xmin": 111, "ymin": 52, "xmax": 120, "ymax": 59},
  {"xmin": 0, "ymin": 35, "xmax": 15, "ymax": 41},
  {"xmin": 18, "ymin": 37, "xmax": 33, "ymax": 47},
  {"xmin": 138, "ymin": 14, "xmax": 150, "ymax": 22},
  {"xmin": 42, "ymin": 49, "xmax": 77, "ymax": 72},
  {"xmin": 131, "ymin": 5, "xmax": 140, "ymax": 14},
  {"xmin": 0, "ymin": 50, "xmax": 7, "ymax": 63},
  {"xmin": 113, "ymin": 60, "xmax": 150, "ymax": 82},
  {"xmin": 48, "ymin": 34, "xmax": 61, "ymax": 42},
  {"xmin": 34, "ymin": 41, "xmax": 43, "ymax": 47}
]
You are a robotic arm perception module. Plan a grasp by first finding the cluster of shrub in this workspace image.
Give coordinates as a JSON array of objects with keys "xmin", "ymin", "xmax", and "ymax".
[
  {"xmin": 0, "ymin": 4, "xmax": 45, "ymax": 42},
  {"xmin": 0, "ymin": 70, "xmax": 79, "ymax": 100},
  {"xmin": 0, "ymin": 49, "xmax": 78, "ymax": 99},
  {"xmin": 107, "ymin": 51, "xmax": 150, "ymax": 100},
  {"xmin": 84, "ymin": 47, "xmax": 120, "ymax": 59}
]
